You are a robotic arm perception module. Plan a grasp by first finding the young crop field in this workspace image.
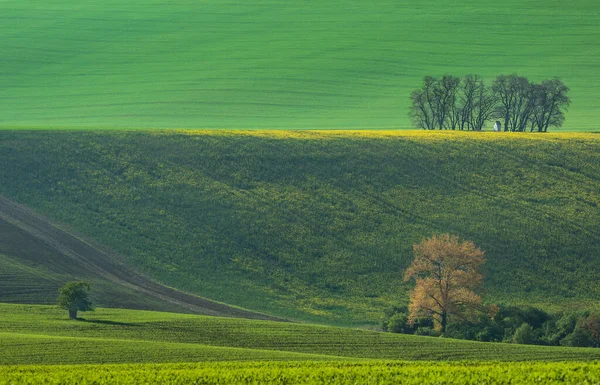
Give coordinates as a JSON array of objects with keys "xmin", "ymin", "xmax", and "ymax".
[
  {"xmin": 0, "ymin": 333, "xmax": 335, "ymax": 365},
  {"xmin": 0, "ymin": 131, "xmax": 599, "ymax": 325},
  {"xmin": 3, "ymin": 361, "xmax": 600, "ymax": 385},
  {"xmin": 0, "ymin": 196, "xmax": 282, "ymax": 320},
  {"xmin": 0, "ymin": 0, "xmax": 599, "ymax": 130},
  {"xmin": 2, "ymin": 304, "xmax": 600, "ymax": 365}
]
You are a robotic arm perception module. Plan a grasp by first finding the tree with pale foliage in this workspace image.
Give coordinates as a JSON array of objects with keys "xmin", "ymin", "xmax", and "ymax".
[{"xmin": 403, "ymin": 234, "xmax": 485, "ymax": 333}]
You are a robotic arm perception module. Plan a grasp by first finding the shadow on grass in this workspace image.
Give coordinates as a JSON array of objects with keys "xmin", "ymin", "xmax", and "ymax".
[{"xmin": 77, "ymin": 318, "xmax": 139, "ymax": 327}]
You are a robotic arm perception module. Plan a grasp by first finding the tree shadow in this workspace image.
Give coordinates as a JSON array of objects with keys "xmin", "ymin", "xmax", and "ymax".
[{"xmin": 77, "ymin": 318, "xmax": 139, "ymax": 327}]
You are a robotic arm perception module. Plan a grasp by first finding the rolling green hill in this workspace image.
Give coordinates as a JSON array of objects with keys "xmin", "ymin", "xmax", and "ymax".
[
  {"xmin": 1, "ymin": 0, "xmax": 599, "ymax": 130},
  {"xmin": 2, "ymin": 304, "xmax": 600, "ymax": 364},
  {"xmin": 3, "ymin": 304, "xmax": 600, "ymax": 383},
  {"xmin": 0, "ymin": 192, "xmax": 282, "ymax": 321},
  {"xmin": 0, "ymin": 130, "xmax": 599, "ymax": 325}
]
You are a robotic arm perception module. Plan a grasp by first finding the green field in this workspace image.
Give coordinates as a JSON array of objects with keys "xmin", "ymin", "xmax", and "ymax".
[
  {"xmin": 3, "ymin": 304, "xmax": 600, "ymax": 384},
  {"xmin": 0, "ymin": 192, "xmax": 281, "ymax": 320},
  {"xmin": 0, "ymin": 226, "xmax": 190, "ymax": 313},
  {"xmin": 1, "ymin": 131, "xmax": 599, "ymax": 325},
  {"xmin": 2, "ymin": 304, "xmax": 600, "ymax": 365},
  {"xmin": 3, "ymin": 2, "xmax": 600, "ymax": 381},
  {"xmin": 1, "ymin": 0, "xmax": 599, "ymax": 130},
  {"xmin": 4, "ymin": 361, "xmax": 600, "ymax": 385}
]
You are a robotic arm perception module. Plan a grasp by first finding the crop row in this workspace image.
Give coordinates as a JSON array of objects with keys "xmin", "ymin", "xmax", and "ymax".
[
  {"xmin": 3, "ymin": 361, "xmax": 600, "ymax": 385},
  {"xmin": 2, "ymin": 304, "xmax": 600, "ymax": 364}
]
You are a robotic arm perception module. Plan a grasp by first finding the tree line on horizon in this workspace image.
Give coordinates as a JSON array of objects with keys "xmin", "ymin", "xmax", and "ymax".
[{"xmin": 409, "ymin": 74, "xmax": 570, "ymax": 132}]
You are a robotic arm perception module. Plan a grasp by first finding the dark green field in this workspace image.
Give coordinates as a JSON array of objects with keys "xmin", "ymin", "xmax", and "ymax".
[
  {"xmin": 1, "ymin": 0, "xmax": 599, "ymax": 130},
  {"xmin": 1, "ymin": 131, "xmax": 599, "ymax": 325}
]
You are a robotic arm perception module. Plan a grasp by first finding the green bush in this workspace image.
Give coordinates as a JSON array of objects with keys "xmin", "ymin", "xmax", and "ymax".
[
  {"xmin": 398, "ymin": 305, "xmax": 600, "ymax": 348},
  {"xmin": 513, "ymin": 323, "xmax": 535, "ymax": 345},
  {"xmin": 561, "ymin": 327, "xmax": 594, "ymax": 347},
  {"xmin": 386, "ymin": 313, "xmax": 411, "ymax": 334},
  {"xmin": 541, "ymin": 313, "xmax": 580, "ymax": 345},
  {"xmin": 581, "ymin": 314, "xmax": 600, "ymax": 347},
  {"xmin": 415, "ymin": 326, "xmax": 440, "ymax": 337}
]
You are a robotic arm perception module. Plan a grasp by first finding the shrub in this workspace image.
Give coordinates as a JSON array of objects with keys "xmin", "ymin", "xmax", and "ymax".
[
  {"xmin": 561, "ymin": 327, "xmax": 593, "ymax": 347},
  {"xmin": 542, "ymin": 312, "xmax": 580, "ymax": 345},
  {"xmin": 513, "ymin": 323, "xmax": 535, "ymax": 345},
  {"xmin": 387, "ymin": 313, "xmax": 411, "ymax": 334},
  {"xmin": 415, "ymin": 326, "xmax": 439, "ymax": 337},
  {"xmin": 581, "ymin": 314, "xmax": 600, "ymax": 347}
]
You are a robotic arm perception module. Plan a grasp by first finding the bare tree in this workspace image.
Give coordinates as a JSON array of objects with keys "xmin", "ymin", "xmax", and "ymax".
[
  {"xmin": 492, "ymin": 75, "xmax": 535, "ymax": 132},
  {"xmin": 472, "ymin": 78, "xmax": 497, "ymax": 131},
  {"xmin": 530, "ymin": 79, "xmax": 570, "ymax": 132},
  {"xmin": 492, "ymin": 75, "xmax": 515, "ymax": 131},
  {"xmin": 458, "ymin": 75, "xmax": 497, "ymax": 131},
  {"xmin": 410, "ymin": 76, "xmax": 460, "ymax": 130},
  {"xmin": 439, "ymin": 75, "xmax": 461, "ymax": 130},
  {"xmin": 512, "ymin": 80, "xmax": 536, "ymax": 132},
  {"xmin": 456, "ymin": 75, "xmax": 477, "ymax": 130},
  {"xmin": 409, "ymin": 77, "xmax": 437, "ymax": 130},
  {"xmin": 410, "ymin": 91, "xmax": 433, "ymax": 130},
  {"xmin": 409, "ymin": 74, "xmax": 569, "ymax": 132}
]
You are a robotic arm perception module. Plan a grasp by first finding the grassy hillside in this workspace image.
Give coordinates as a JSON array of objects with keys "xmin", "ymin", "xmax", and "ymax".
[
  {"xmin": 2, "ymin": 304, "xmax": 600, "ymax": 364},
  {"xmin": 0, "ymin": 0, "xmax": 599, "ymax": 130},
  {"xmin": 0, "ymin": 131, "xmax": 599, "ymax": 325},
  {"xmin": 0, "ymin": 196, "xmax": 281, "ymax": 321},
  {"xmin": 0, "ymin": 216, "xmax": 182, "ymax": 312}
]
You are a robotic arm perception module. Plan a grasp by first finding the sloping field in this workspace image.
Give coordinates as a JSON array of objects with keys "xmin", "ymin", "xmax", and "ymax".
[
  {"xmin": 0, "ymin": 130, "xmax": 599, "ymax": 325},
  {"xmin": 0, "ymin": 195, "xmax": 280, "ymax": 321},
  {"xmin": 2, "ymin": 304, "xmax": 600, "ymax": 364},
  {"xmin": 0, "ymin": 0, "xmax": 599, "ymax": 130},
  {"xmin": 0, "ymin": 333, "xmax": 331, "ymax": 365}
]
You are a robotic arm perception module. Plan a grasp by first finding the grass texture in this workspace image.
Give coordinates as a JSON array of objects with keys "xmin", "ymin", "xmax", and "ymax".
[
  {"xmin": 2, "ymin": 304, "xmax": 600, "ymax": 365},
  {"xmin": 3, "ymin": 361, "xmax": 600, "ymax": 385},
  {"xmin": 0, "ymin": 131, "xmax": 599, "ymax": 325},
  {"xmin": 0, "ymin": 0, "xmax": 599, "ymax": 130}
]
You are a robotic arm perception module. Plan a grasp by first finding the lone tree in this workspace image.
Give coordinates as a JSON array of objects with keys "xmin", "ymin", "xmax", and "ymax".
[
  {"xmin": 58, "ymin": 281, "xmax": 94, "ymax": 319},
  {"xmin": 403, "ymin": 234, "xmax": 485, "ymax": 333}
]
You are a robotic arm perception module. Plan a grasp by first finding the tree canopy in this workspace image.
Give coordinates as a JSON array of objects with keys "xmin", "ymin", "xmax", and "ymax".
[
  {"xmin": 57, "ymin": 281, "xmax": 94, "ymax": 319},
  {"xmin": 404, "ymin": 234, "xmax": 485, "ymax": 333}
]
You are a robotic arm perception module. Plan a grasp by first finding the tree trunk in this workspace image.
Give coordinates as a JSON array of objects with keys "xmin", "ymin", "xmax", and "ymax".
[
  {"xmin": 441, "ymin": 311, "xmax": 447, "ymax": 333},
  {"xmin": 69, "ymin": 310, "xmax": 78, "ymax": 319}
]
